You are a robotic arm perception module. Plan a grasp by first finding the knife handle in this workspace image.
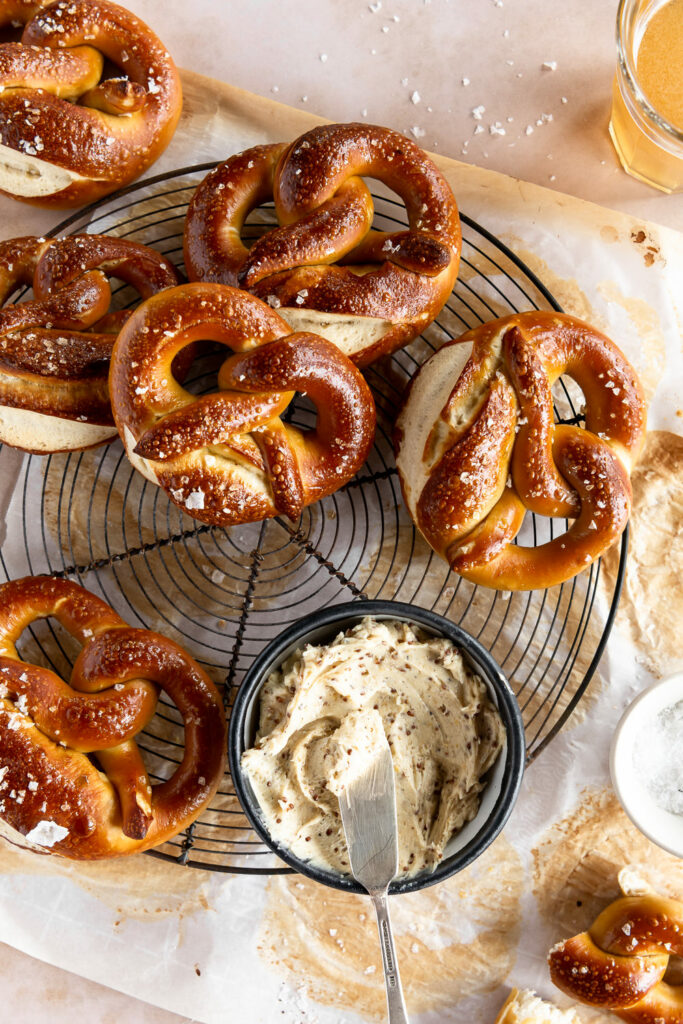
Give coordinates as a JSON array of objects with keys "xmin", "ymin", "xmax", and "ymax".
[{"xmin": 371, "ymin": 892, "xmax": 410, "ymax": 1024}]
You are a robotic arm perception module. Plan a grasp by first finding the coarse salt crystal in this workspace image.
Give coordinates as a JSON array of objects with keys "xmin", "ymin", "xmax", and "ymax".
[
  {"xmin": 25, "ymin": 820, "xmax": 68, "ymax": 847},
  {"xmin": 185, "ymin": 490, "xmax": 205, "ymax": 511}
]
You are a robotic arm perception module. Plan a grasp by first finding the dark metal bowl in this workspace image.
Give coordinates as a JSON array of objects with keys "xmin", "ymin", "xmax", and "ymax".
[{"xmin": 228, "ymin": 600, "xmax": 525, "ymax": 895}]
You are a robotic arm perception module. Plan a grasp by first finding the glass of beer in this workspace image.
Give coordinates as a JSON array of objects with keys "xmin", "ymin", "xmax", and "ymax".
[{"xmin": 609, "ymin": 0, "xmax": 683, "ymax": 193}]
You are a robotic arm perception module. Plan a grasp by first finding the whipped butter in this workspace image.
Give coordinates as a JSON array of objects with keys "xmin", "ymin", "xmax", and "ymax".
[{"xmin": 241, "ymin": 617, "xmax": 505, "ymax": 877}]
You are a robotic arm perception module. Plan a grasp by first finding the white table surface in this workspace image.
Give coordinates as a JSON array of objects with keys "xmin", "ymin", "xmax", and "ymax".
[{"xmin": 1, "ymin": 1, "xmax": 681, "ymax": 1021}]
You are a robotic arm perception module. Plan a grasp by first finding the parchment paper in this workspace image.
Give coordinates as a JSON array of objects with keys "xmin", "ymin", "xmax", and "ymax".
[{"xmin": 0, "ymin": 69, "xmax": 681, "ymax": 1024}]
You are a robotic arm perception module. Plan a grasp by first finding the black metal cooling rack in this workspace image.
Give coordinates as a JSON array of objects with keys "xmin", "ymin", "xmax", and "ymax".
[{"xmin": 0, "ymin": 164, "xmax": 626, "ymax": 873}]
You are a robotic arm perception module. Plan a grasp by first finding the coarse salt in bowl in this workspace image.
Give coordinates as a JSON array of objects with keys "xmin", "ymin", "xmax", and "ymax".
[{"xmin": 610, "ymin": 673, "xmax": 683, "ymax": 857}]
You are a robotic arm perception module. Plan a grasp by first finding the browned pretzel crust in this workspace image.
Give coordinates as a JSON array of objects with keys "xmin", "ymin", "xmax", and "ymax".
[
  {"xmin": 109, "ymin": 281, "xmax": 377, "ymax": 525},
  {"xmin": 0, "ymin": 0, "xmax": 182, "ymax": 206},
  {"xmin": 549, "ymin": 893, "xmax": 683, "ymax": 1023},
  {"xmin": 183, "ymin": 123, "xmax": 461, "ymax": 367},
  {"xmin": 0, "ymin": 232, "xmax": 179, "ymax": 452},
  {"xmin": 0, "ymin": 575, "xmax": 226, "ymax": 859},
  {"xmin": 394, "ymin": 311, "xmax": 647, "ymax": 590}
]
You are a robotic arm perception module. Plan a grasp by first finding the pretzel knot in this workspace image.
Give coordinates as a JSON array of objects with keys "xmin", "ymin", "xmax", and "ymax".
[
  {"xmin": 549, "ymin": 893, "xmax": 683, "ymax": 1023},
  {"xmin": 109, "ymin": 282, "xmax": 377, "ymax": 525},
  {"xmin": 183, "ymin": 122, "xmax": 461, "ymax": 367},
  {"xmin": 0, "ymin": 0, "xmax": 182, "ymax": 206},
  {"xmin": 0, "ymin": 576, "xmax": 226, "ymax": 859},
  {"xmin": 394, "ymin": 311, "xmax": 647, "ymax": 590},
  {"xmin": 0, "ymin": 232, "xmax": 179, "ymax": 453}
]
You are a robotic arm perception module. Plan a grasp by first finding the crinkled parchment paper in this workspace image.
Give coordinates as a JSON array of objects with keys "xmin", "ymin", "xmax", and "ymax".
[{"xmin": 0, "ymin": 70, "xmax": 681, "ymax": 1023}]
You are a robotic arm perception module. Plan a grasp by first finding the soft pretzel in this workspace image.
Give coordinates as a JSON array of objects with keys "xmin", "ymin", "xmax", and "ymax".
[
  {"xmin": 0, "ymin": 0, "xmax": 182, "ymax": 206},
  {"xmin": 0, "ymin": 575, "xmax": 226, "ymax": 859},
  {"xmin": 549, "ymin": 892, "xmax": 683, "ymax": 1023},
  {"xmin": 183, "ymin": 123, "xmax": 461, "ymax": 367},
  {"xmin": 0, "ymin": 232, "xmax": 180, "ymax": 452},
  {"xmin": 394, "ymin": 311, "xmax": 646, "ymax": 590},
  {"xmin": 109, "ymin": 281, "xmax": 377, "ymax": 525}
]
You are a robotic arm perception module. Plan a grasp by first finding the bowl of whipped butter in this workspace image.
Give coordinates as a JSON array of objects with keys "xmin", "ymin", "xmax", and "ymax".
[{"xmin": 229, "ymin": 601, "xmax": 525, "ymax": 894}]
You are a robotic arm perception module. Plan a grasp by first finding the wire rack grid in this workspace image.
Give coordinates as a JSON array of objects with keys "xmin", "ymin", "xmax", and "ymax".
[{"xmin": 0, "ymin": 164, "xmax": 626, "ymax": 873}]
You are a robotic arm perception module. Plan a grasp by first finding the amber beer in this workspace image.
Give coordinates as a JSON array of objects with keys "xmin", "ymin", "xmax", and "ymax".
[{"xmin": 609, "ymin": 0, "xmax": 683, "ymax": 193}]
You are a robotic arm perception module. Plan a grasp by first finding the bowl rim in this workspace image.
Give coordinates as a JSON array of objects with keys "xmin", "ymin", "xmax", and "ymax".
[
  {"xmin": 610, "ymin": 672, "xmax": 683, "ymax": 858},
  {"xmin": 228, "ymin": 599, "xmax": 526, "ymax": 895}
]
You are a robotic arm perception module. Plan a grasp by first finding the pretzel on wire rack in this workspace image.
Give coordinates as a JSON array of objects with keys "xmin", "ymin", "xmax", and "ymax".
[
  {"xmin": 0, "ymin": 0, "xmax": 182, "ymax": 206},
  {"xmin": 0, "ymin": 232, "xmax": 181, "ymax": 453},
  {"xmin": 183, "ymin": 122, "xmax": 461, "ymax": 367},
  {"xmin": 110, "ymin": 281, "xmax": 377, "ymax": 525},
  {"xmin": 394, "ymin": 311, "xmax": 647, "ymax": 590},
  {"xmin": 549, "ymin": 891, "xmax": 683, "ymax": 1024},
  {"xmin": 0, "ymin": 575, "xmax": 226, "ymax": 859}
]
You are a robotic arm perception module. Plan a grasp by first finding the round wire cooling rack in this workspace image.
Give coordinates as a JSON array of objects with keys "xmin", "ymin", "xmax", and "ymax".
[{"xmin": 0, "ymin": 163, "xmax": 626, "ymax": 873}]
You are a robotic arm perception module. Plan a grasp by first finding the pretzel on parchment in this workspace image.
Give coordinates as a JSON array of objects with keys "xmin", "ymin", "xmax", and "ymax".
[
  {"xmin": 0, "ymin": 232, "xmax": 180, "ymax": 453},
  {"xmin": 109, "ymin": 281, "xmax": 377, "ymax": 525},
  {"xmin": 0, "ymin": 575, "xmax": 226, "ymax": 859},
  {"xmin": 0, "ymin": 0, "xmax": 182, "ymax": 206},
  {"xmin": 183, "ymin": 123, "xmax": 461, "ymax": 367},
  {"xmin": 549, "ymin": 891, "xmax": 683, "ymax": 1024},
  {"xmin": 394, "ymin": 311, "xmax": 646, "ymax": 590}
]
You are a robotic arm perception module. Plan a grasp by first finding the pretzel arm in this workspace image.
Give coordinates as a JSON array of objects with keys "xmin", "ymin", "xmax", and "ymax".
[
  {"xmin": 549, "ymin": 933, "xmax": 668, "ymax": 1008},
  {"xmin": 0, "ymin": 327, "xmax": 114, "ymax": 378},
  {"xmin": 0, "ymin": 235, "xmax": 53, "ymax": 304},
  {"xmin": 133, "ymin": 390, "xmax": 292, "ymax": 461},
  {"xmin": 0, "ymin": 576, "xmax": 125, "ymax": 659},
  {"xmin": 252, "ymin": 419, "xmax": 305, "ymax": 519},
  {"xmin": 417, "ymin": 375, "xmax": 518, "ymax": 557},
  {"xmin": 95, "ymin": 741, "xmax": 153, "ymax": 839},
  {"xmin": 533, "ymin": 318, "xmax": 647, "ymax": 469},
  {"xmin": 0, "ymin": 269, "xmax": 111, "ymax": 333},
  {"xmin": 504, "ymin": 325, "xmax": 580, "ymax": 518},
  {"xmin": 0, "ymin": 656, "xmax": 157, "ymax": 750},
  {"xmin": 183, "ymin": 144, "xmax": 288, "ymax": 286},
  {"xmin": 72, "ymin": 626, "xmax": 226, "ymax": 841},
  {"xmin": 80, "ymin": 78, "xmax": 146, "ymax": 115},
  {"xmin": 341, "ymin": 229, "xmax": 453, "ymax": 276},
  {"xmin": 617, "ymin": 984, "xmax": 683, "ymax": 1024},
  {"xmin": 450, "ymin": 426, "xmax": 632, "ymax": 590},
  {"xmin": 0, "ymin": 41, "xmax": 103, "ymax": 97},
  {"xmin": 220, "ymin": 332, "xmax": 376, "ymax": 500},
  {"xmin": 22, "ymin": 0, "xmax": 178, "ymax": 107},
  {"xmin": 274, "ymin": 123, "xmax": 461, "ymax": 248},
  {"xmin": 240, "ymin": 177, "xmax": 374, "ymax": 287},
  {"xmin": 592, "ymin": 895, "xmax": 683, "ymax": 956},
  {"xmin": 33, "ymin": 234, "xmax": 179, "ymax": 300}
]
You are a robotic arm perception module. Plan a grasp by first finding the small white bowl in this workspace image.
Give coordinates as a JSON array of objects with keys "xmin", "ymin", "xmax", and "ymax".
[{"xmin": 610, "ymin": 673, "xmax": 683, "ymax": 857}]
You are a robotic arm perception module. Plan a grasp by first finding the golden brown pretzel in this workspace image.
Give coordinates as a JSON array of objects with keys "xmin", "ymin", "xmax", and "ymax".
[
  {"xmin": 0, "ymin": 232, "xmax": 180, "ymax": 453},
  {"xmin": 0, "ymin": 0, "xmax": 182, "ymax": 206},
  {"xmin": 183, "ymin": 123, "xmax": 461, "ymax": 367},
  {"xmin": 549, "ymin": 892, "xmax": 683, "ymax": 1023},
  {"xmin": 394, "ymin": 311, "xmax": 647, "ymax": 590},
  {"xmin": 0, "ymin": 575, "xmax": 226, "ymax": 859},
  {"xmin": 110, "ymin": 281, "xmax": 377, "ymax": 525}
]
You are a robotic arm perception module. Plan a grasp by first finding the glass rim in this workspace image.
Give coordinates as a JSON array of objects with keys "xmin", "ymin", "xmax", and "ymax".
[{"xmin": 616, "ymin": 0, "xmax": 683, "ymax": 145}]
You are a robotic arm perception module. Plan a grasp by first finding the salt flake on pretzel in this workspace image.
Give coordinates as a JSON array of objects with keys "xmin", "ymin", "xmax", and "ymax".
[
  {"xmin": 109, "ymin": 281, "xmax": 377, "ymax": 526},
  {"xmin": 0, "ymin": 0, "xmax": 182, "ymax": 206},
  {"xmin": 0, "ymin": 575, "xmax": 226, "ymax": 859},
  {"xmin": 0, "ymin": 232, "xmax": 179, "ymax": 453},
  {"xmin": 549, "ymin": 890, "xmax": 683, "ymax": 1024},
  {"xmin": 183, "ymin": 123, "xmax": 461, "ymax": 367},
  {"xmin": 394, "ymin": 311, "xmax": 647, "ymax": 591}
]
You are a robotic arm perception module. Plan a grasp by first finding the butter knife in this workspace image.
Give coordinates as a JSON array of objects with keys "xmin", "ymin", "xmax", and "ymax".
[{"xmin": 337, "ymin": 737, "xmax": 410, "ymax": 1024}]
